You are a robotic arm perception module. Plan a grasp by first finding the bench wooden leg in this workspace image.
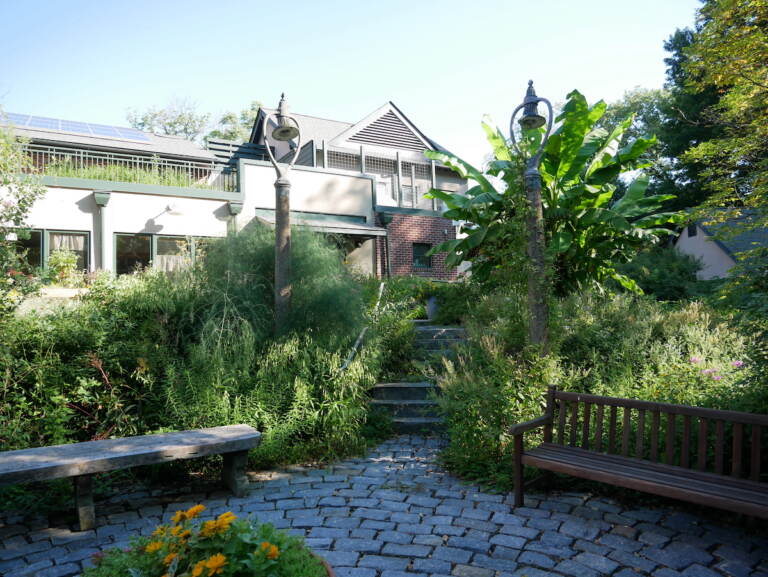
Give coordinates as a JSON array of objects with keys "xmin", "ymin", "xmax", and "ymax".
[
  {"xmin": 74, "ymin": 475, "xmax": 95, "ymax": 531},
  {"xmin": 513, "ymin": 434, "xmax": 524, "ymax": 508},
  {"xmin": 222, "ymin": 451, "xmax": 249, "ymax": 497}
]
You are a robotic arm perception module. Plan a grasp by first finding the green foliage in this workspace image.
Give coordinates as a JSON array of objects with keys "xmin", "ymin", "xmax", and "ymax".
[
  {"xmin": 426, "ymin": 90, "xmax": 684, "ymax": 294},
  {"xmin": 207, "ymin": 101, "xmax": 262, "ymax": 142},
  {"xmin": 616, "ymin": 246, "xmax": 704, "ymax": 301},
  {"xmin": 0, "ymin": 227, "xmax": 377, "ymax": 473},
  {"xmin": 127, "ymin": 99, "xmax": 210, "ymax": 141},
  {"xmin": 682, "ymin": 0, "xmax": 768, "ymax": 217},
  {"xmin": 83, "ymin": 507, "xmax": 326, "ymax": 577},
  {"xmin": 434, "ymin": 288, "xmax": 765, "ymax": 489},
  {"xmin": 47, "ymin": 249, "xmax": 81, "ymax": 287},
  {"xmin": 0, "ymin": 121, "xmax": 45, "ymax": 315}
]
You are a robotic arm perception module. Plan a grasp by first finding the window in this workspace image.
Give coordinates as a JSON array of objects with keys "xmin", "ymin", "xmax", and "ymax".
[
  {"xmin": 413, "ymin": 243, "xmax": 432, "ymax": 269},
  {"xmin": 116, "ymin": 234, "xmax": 151, "ymax": 275},
  {"xmin": 155, "ymin": 236, "xmax": 190, "ymax": 272},
  {"xmin": 12, "ymin": 230, "xmax": 43, "ymax": 269},
  {"xmin": 687, "ymin": 224, "xmax": 698, "ymax": 237},
  {"xmin": 49, "ymin": 231, "xmax": 89, "ymax": 270}
]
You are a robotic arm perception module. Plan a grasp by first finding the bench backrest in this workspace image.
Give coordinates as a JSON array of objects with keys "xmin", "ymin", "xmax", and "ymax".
[{"xmin": 543, "ymin": 387, "xmax": 768, "ymax": 482}]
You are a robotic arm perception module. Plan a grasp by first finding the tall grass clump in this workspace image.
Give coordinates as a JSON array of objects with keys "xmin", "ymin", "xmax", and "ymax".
[{"xmin": 0, "ymin": 225, "xmax": 375, "ymax": 470}]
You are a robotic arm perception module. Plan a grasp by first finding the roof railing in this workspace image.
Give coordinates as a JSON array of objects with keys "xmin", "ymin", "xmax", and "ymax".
[{"xmin": 21, "ymin": 143, "xmax": 238, "ymax": 192}]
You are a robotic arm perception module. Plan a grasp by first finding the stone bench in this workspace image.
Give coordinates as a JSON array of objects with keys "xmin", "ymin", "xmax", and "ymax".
[{"xmin": 0, "ymin": 424, "xmax": 261, "ymax": 530}]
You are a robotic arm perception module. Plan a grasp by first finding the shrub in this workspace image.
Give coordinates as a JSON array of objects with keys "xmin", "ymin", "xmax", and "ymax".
[
  {"xmin": 47, "ymin": 249, "xmax": 81, "ymax": 287},
  {"xmin": 616, "ymin": 246, "xmax": 703, "ymax": 301},
  {"xmin": 83, "ymin": 505, "xmax": 326, "ymax": 577}
]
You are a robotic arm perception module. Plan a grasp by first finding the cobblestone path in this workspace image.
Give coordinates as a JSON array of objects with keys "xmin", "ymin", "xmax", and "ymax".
[{"xmin": 1, "ymin": 436, "xmax": 767, "ymax": 577}]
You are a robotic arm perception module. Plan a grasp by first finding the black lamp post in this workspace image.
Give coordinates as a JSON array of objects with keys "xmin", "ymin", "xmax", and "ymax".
[
  {"xmin": 263, "ymin": 94, "xmax": 301, "ymax": 333},
  {"xmin": 509, "ymin": 81, "xmax": 553, "ymax": 350}
]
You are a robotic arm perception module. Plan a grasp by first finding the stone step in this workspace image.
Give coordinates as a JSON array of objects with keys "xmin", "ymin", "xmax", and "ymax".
[
  {"xmin": 391, "ymin": 417, "xmax": 443, "ymax": 434},
  {"xmin": 371, "ymin": 382, "xmax": 436, "ymax": 401},
  {"xmin": 414, "ymin": 338, "xmax": 465, "ymax": 351},
  {"xmin": 412, "ymin": 349, "xmax": 459, "ymax": 362},
  {"xmin": 370, "ymin": 399, "xmax": 439, "ymax": 419},
  {"xmin": 414, "ymin": 326, "xmax": 467, "ymax": 340}
]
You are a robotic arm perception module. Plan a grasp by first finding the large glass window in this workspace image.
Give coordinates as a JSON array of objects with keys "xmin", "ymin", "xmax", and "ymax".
[
  {"xmin": 413, "ymin": 243, "xmax": 432, "ymax": 269},
  {"xmin": 49, "ymin": 231, "xmax": 89, "ymax": 270},
  {"xmin": 155, "ymin": 236, "xmax": 190, "ymax": 272},
  {"xmin": 116, "ymin": 234, "xmax": 151, "ymax": 275},
  {"xmin": 12, "ymin": 230, "xmax": 43, "ymax": 269}
]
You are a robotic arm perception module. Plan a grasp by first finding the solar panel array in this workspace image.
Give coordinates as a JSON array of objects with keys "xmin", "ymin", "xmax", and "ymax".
[{"xmin": 4, "ymin": 112, "xmax": 151, "ymax": 142}]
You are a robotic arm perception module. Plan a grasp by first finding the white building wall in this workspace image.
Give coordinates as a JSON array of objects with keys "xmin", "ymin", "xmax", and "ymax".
[{"xmin": 675, "ymin": 225, "xmax": 736, "ymax": 280}]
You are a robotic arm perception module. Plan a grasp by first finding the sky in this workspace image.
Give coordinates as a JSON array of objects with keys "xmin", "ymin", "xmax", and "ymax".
[{"xmin": 0, "ymin": 0, "xmax": 701, "ymax": 166}]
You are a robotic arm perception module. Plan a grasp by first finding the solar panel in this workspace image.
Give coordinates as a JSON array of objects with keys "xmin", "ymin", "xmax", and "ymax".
[{"xmin": 3, "ymin": 113, "xmax": 151, "ymax": 142}]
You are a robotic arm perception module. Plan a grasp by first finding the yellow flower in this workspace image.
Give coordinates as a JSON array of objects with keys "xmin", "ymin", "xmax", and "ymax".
[
  {"xmin": 260, "ymin": 542, "xmax": 271, "ymax": 552},
  {"xmin": 144, "ymin": 541, "xmax": 163, "ymax": 553},
  {"xmin": 199, "ymin": 520, "xmax": 218, "ymax": 538},
  {"xmin": 186, "ymin": 504, "xmax": 206, "ymax": 519},
  {"xmin": 191, "ymin": 560, "xmax": 206, "ymax": 577},
  {"xmin": 205, "ymin": 553, "xmax": 227, "ymax": 576},
  {"xmin": 152, "ymin": 525, "xmax": 168, "ymax": 537},
  {"xmin": 163, "ymin": 552, "xmax": 178, "ymax": 566},
  {"xmin": 171, "ymin": 510, "xmax": 187, "ymax": 525}
]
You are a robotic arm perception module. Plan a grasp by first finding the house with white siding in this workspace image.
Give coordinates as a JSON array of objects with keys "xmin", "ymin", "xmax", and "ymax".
[{"xmin": 3, "ymin": 101, "xmax": 467, "ymax": 280}]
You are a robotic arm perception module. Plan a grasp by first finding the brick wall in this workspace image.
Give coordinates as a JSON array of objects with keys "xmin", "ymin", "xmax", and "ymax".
[{"xmin": 376, "ymin": 213, "xmax": 458, "ymax": 281}]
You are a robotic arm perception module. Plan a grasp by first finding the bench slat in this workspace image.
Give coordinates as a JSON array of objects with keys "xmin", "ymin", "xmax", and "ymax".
[
  {"xmin": 732, "ymin": 423, "xmax": 743, "ymax": 478},
  {"xmin": 681, "ymin": 415, "xmax": 691, "ymax": 469},
  {"xmin": 621, "ymin": 407, "xmax": 631, "ymax": 457},
  {"xmin": 650, "ymin": 411, "xmax": 660, "ymax": 462},
  {"xmin": 0, "ymin": 425, "xmax": 261, "ymax": 486},
  {"xmin": 666, "ymin": 413, "xmax": 676, "ymax": 466},
  {"xmin": 698, "ymin": 418, "xmax": 708, "ymax": 472},
  {"xmin": 608, "ymin": 406, "xmax": 618, "ymax": 454},
  {"xmin": 581, "ymin": 403, "xmax": 592, "ymax": 450},
  {"xmin": 752, "ymin": 425, "xmax": 762, "ymax": 482},
  {"xmin": 636, "ymin": 409, "xmax": 645, "ymax": 460},
  {"xmin": 594, "ymin": 405, "xmax": 604, "ymax": 453}
]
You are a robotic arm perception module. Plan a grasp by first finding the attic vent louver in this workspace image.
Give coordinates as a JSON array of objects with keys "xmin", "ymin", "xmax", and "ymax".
[{"xmin": 348, "ymin": 111, "xmax": 427, "ymax": 152}]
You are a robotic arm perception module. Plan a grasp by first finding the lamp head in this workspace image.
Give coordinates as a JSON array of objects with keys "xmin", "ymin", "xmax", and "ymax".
[
  {"xmin": 271, "ymin": 93, "xmax": 300, "ymax": 141},
  {"xmin": 518, "ymin": 80, "xmax": 546, "ymax": 130}
]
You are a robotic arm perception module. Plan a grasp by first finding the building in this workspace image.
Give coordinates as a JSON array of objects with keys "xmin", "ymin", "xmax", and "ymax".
[
  {"xmin": 675, "ymin": 213, "xmax": 768, "ymax": 279},
  {"xmin": 3, "ymin": 102, "xmax": 467, "ymax": 279}
]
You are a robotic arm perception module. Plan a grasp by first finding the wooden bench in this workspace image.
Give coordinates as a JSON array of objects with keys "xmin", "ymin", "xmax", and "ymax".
[
  {"xmin": 0, "ymin": 424, "xmax": 261, "ymax": 530},
  {"xmin": 511, "ymin": 386, "xmax": 768, "ymax": 518}
]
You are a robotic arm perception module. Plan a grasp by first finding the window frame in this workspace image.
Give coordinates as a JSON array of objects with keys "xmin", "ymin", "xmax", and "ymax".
[
  {"xmin": 412, "ymin": 242, "xmax": 433, "ymax": 270},
  {"xmin": 113, "ymin": 233, "xmax": 215, "ymax": 274}
]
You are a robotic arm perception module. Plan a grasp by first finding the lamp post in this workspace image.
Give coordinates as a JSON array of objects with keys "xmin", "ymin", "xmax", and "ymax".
[
  {"xmin": 509, "ymin": 80, "xmax": 554, "ymax": 350},
  {"xmin": 263, "ymin": 94, "xmax": 301, "ymax": 333}
]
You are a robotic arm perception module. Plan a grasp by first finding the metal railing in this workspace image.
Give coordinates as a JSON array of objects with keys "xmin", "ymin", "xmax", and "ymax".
[{"xmin": 22, "ymin": 143, "xmax": 238, "ymax": 192}]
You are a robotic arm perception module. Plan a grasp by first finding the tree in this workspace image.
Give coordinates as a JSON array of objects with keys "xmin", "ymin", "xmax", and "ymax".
[
  {"xmin": 0, "ymin": 121, "xmax": 46, "ymax": 314},
  {"xmin": 207, "ymin": 101, "xmax": 262, "ymax": 142},
  {"xmin": 682, "ymin": 0, "xmax": 768, "ymax": 218},
  {"xmin": 426, "ymin": 90, "xmax": 684, "ymax": 298},
  {"xmin": 127, "ymin": 99, "xmax": 210, "ymax": 141}
]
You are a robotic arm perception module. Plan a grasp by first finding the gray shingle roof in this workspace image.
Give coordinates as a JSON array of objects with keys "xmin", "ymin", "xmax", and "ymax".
[
  {"xmin": 699, "ymin": 211, "xmax": 768, "ymax": 256},
  {"xmin": 252, "ymin": 109, "xmax": 352, "ymax": 147},
  {"xmin": 6, "ymin": 120, "xmax": 217, "ymax": 161}
]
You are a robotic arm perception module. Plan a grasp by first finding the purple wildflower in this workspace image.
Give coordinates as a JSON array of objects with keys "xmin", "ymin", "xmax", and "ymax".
[
  {"xmin": 689, "ymin": 356, "xmax": 702, "ymax": 364},
  {"xmin": 701, "ymin": 368, "xmax": 714, "ymax": 375},
  {"xmin": 712, "ymin": 375, "xmax": 722, "ymax": 381},
  {"xmin": 732, "ymin": 360, "xmax": 744, "ymax": 368}
]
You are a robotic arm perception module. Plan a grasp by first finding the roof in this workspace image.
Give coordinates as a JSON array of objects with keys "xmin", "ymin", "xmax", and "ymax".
[
  {"xmin": 4, "ymin": 115, "xmax": 217, "ymax": 161},
  {"xmin": 251, "ymin": 109, "xmax": 352, "ymax": 147},
  {"xmin": 255, "ymin": 209, "xmax": 386, "ymax": 237},
  {"xmin": 698, "ymin": 211, "xmax": 768, "ymax": 257}
]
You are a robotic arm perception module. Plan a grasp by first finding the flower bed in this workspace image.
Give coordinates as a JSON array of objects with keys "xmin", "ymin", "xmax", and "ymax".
[{"xmin": 83, "ymin": 504, "xmax": 329, "ymax": 577}]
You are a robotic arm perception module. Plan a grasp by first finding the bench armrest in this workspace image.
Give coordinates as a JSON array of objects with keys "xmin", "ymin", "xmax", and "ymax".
[{"xmin": 508, "ymin": 415, "xmax": 552, "ymax": 436}]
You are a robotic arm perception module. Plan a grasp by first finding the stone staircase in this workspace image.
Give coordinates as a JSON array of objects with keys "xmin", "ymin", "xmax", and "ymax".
[{"xmin": 371, "ymin": 321, "xmax": 467, "ymax": 434}]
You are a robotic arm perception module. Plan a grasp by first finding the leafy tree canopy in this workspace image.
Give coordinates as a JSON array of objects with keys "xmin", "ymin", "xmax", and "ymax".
[
  {"xmin": 426, "ymin": 90, "xmax": 684, "ymax": 294},
  {"xmin": 127, "ymin": 99, "xmax": 210, "ymax": 142},
  {"xmin": 207, "ymin": 101, "xmax": 262, "ymax": 142}
]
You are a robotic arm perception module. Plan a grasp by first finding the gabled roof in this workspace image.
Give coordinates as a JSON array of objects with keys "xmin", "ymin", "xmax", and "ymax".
[
  {"xmin": 4, "ymin": 114, "xmax": 217, "ymax": 161},
  {"xmin": 250, "ymin": 101, "xmax": 447, "ymax": 154},
  {"xmin": 697, "ymin": 210, "xmax": 768, "ymax": 257}
]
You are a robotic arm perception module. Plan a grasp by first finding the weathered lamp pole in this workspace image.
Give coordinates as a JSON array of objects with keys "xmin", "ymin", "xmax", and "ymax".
[
  {"xmin": 509, "ymin": 81, "xmax": 553, "ymax": 350},
  {"xmin": 263, "ymin": 94, "xmax": 301, "ymax": 333}
]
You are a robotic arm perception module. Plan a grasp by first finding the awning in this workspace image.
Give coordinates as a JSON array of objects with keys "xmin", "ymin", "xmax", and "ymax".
[{"xmin": 254, "ymin": 210, "xmax": 386, "ymax": 237}]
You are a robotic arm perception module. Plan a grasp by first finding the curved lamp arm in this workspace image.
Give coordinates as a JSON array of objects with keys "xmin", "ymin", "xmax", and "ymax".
[
  {"xmin": 509, "ymin": 97, "xmax": 554, "ymax": 167},
  {"xmin": 262, "ymin": 112, "xmax": 302, "ymax": 179}
]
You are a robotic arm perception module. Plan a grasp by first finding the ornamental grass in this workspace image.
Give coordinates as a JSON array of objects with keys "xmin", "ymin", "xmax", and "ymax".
[{"xmin": 83, "ymin": 504, "xmax": 327, "ymax": 577}]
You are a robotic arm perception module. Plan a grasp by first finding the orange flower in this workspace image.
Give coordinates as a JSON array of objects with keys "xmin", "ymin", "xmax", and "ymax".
[
  {"xmin": 266, "ymin": 544, "xmax": 279, "ymax": 560},
  {"xmin": 186, "ymin": 504, "xmax": 206, "ymax": 519},
  {"xmin": 171, "ymin": 510, "xmax": 187, "ymax": 525},
  {"xmin": 199, "ymin": 520, "xmax": 218, "ymax": 538},
  {"xmin": 191, "ymin": 560, "xmax": 206, "ymax": 577},
  {"xmin": 163, "ymin": 552, "xmax": 178, "ymax": 566},
  {"xmin": 144, "ymin": 541, "xmax": 163, "ymax": 554},
  {"xmin": 205, "ymin": 553, "xmax": 227, "ymax": 576}
]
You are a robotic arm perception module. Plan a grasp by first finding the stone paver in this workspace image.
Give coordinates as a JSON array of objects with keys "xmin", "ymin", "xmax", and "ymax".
[{"xmin": 0, "ymin": 435, "xmax": 766, "ymax": 577}]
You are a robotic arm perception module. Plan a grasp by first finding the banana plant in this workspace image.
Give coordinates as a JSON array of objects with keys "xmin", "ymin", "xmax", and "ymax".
[{"xmin": 426, "ymin": 90, "xmax": 685, "ymax": 294}]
